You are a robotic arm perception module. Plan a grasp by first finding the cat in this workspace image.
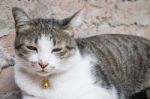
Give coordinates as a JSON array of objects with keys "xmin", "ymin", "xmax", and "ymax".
[{"xmin": 12, "ymin": 7, "xmax": 150, "ymax": 99}]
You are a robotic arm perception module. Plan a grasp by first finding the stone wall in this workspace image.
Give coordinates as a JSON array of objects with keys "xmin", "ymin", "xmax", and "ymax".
[{"xmin": 0, "ymin": 0, "xmax": 150, "ymax": 93}]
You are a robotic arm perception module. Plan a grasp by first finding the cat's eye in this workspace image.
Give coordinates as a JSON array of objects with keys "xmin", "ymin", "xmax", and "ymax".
[
  {"xmin": 26, "ymin": 46, "xmax": 37, "ymax": 51},
  {"xmin": 52, "ymin": 48, "xmax": 62, "ymax": 53}
]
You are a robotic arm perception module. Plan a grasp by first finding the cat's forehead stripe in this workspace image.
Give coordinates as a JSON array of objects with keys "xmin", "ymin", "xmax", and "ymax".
[{"xmin": 38, "ymin": 35, "xmax": 53, "ymax": 50}]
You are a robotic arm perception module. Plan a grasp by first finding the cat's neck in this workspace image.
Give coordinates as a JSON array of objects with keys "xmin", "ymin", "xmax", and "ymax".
[
  {"xmin": 49, "ymin": 50, "xmax": 95, "ymax": 88},
  {"xmin": 50, "ymin": 50, "xmax": 94, "ymax": 79}
]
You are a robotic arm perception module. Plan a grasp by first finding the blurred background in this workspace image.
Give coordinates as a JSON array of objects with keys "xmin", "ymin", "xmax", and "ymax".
[
  {"xmin": 0, "ymin": 0, "xmax": 150, "ymax": 55},
  {"xmin": 0, "ymin": 0, "xmax": 150, "ymax": 54},
  {"xmin": 0, "ymin": 0, "xmax": 149, "ymax": 98}
]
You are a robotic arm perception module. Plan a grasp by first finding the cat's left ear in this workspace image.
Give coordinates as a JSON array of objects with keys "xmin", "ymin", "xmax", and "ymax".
[{"xmin": 58, "ymin": 10, "xmax": 82, "ymax": 29}]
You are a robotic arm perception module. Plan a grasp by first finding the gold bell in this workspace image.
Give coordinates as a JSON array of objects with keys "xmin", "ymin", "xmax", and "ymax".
[{"xmin": 42, "ymin": 79, "xmax": 49, "ymax": 89}]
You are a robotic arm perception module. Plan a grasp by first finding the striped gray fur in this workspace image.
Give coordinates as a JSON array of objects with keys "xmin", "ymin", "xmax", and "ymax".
[{"xmin": 76, "ymin": 34, "xmax": 150, "ymax": 97}]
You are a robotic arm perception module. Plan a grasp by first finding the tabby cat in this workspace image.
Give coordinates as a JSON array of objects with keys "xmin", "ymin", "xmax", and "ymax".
[{"xmin": 12, "ymin": 7, "xmax": 150, "ymax": 99}]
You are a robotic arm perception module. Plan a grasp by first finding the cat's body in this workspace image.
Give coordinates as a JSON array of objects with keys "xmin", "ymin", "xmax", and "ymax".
[
  {"xmin": 12, "ymin": 7, "xmax": 150, "ymax": 99},
  {"xmin": 76, "ymin": 34, "xmax": 150, "ymax": 97}
]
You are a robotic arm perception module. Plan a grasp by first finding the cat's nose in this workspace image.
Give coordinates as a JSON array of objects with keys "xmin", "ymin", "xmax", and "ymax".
[{"xmin": 38, "ymin": 61, "xmax": 48, "ymax": 69}]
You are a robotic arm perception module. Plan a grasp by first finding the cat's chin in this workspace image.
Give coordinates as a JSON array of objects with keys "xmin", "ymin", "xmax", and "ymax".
[
  {"xmin": 35, "ymin": 69, "xmax": 65, "ymax": 77},
  {"xmin": 36, "ymin": 71, "xmax": 52, "ymax": 77},
  {"xmin": 36, "ymin": 70, "xmax": 59, "ymax": 77}
]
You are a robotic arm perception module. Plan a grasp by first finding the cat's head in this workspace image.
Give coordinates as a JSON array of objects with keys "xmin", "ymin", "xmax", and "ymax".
[{"xmin": 12, "ymin": 7, "xmax": 81, "ymax": 76}]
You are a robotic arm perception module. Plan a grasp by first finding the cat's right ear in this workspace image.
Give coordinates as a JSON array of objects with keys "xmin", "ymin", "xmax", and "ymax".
[{"xmin": 12, "ymin": 7, "xmax": 30, "ymax": 32}]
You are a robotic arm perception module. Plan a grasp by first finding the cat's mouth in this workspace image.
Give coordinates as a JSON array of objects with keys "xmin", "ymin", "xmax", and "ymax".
[
  {"xmin": 37, "ymin": 70, "xmax": 48, "ymax": 73},
  {"xmin": 36, "ymin": 70, "xmax": 51, "ymax": 76}
]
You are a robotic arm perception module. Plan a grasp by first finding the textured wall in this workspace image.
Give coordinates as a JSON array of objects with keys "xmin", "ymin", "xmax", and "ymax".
[{"xmin": 0, "ymin": 0, "xmax": 150, "ymax": 92}]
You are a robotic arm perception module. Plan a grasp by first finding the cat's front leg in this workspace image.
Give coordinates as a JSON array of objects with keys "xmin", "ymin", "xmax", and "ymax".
[
  {"xmin": 146, "ymin": 88, "xmax": 150, "ymax": 99},
  {"xmin": 81, "ymin": 95, "xmax": 117, "ymax": 99},
  {"xmin": 81, "ymin": 95, "xmax": 112, "ymax": 99},
  {"xmin": 80, "ymin": 91, "xmax": 118, "ymax": 99},
  {"xmin": 23, "ymin": 95, "xmax": 46, "ymax": 99}
]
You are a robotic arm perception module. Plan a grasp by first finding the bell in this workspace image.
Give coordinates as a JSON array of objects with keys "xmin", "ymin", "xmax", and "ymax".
[{"xmin": 42, "ymin": 79, "xmax": 49, "ymax": 89}]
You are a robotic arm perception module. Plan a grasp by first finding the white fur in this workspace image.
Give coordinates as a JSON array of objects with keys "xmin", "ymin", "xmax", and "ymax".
[
  {"xmin": 15, "ymin": 35, "xmax": 119, "ymax": 99},
  {"xmin": 70, "ymin": 11, "xmax": 83, "ymax": 28}
]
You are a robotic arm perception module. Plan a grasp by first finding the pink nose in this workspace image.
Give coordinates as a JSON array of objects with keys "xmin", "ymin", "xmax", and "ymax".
[{"xmin": 38, "ymin": 61, "xmax": 48, "ymax": 69}]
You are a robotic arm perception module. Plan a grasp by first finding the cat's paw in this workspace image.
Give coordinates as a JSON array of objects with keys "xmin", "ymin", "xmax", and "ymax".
[
  {"xmin": 23, "ymin": 95, "xmax": 46, "ymax": 99},
  {"xmin": 146, "ymin": 88, "xmax": 150, "ymax": 99}
]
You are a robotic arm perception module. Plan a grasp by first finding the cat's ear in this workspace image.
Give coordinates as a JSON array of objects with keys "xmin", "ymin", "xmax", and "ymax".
[
  {"xmin": 59, "ymin": 10, "xmax": 81, "ymax": 28},
  {"xmin": 59, "ymin": 10, "xmax": 82, "ymax": 36},
  {"xmin": 12, "ymin": 7, "xmax": 30, "ymax": 32}
]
